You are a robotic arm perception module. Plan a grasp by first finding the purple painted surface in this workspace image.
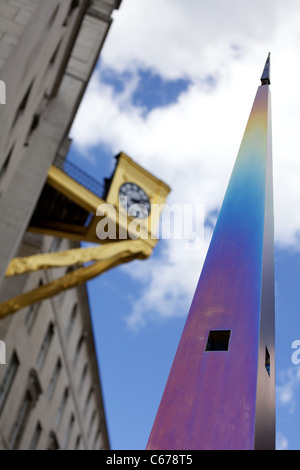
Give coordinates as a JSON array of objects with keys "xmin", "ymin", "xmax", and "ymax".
[{"xmin": 147, "ymin": 84, "xmax": 274, "ymax": 450}]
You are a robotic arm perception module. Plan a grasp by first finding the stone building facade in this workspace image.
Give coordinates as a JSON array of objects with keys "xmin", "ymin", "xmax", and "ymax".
[
  {"xmin": 0, "ymin": 0, "xmax": 121, "ymax": 282},
  {"xmin": 0, "ymin": 0, "xmax": 123, "ymax": 450},
  {"xmin": 0, "ymin": 234, "xmax": 109, "ymax": 450}
]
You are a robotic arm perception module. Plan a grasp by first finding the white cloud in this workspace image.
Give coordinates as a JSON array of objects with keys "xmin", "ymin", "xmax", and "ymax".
[
  {"xmin": 70, "ymin": 0, "xmax": 300, "ymax": 327},
  {"xmin": 106, "ymin": 0, "xmax": 296, "ymax": 81},
  {"xmin": 276, "ymin": 432, "xmax": 288, "ymax": 450},
  {"xmin": 122, "ymin": 233, "xmax": 210, "ymax": 329},
  {"xmin": 276, "ymin": 367, "xmax": 300, "ymax": 414}
]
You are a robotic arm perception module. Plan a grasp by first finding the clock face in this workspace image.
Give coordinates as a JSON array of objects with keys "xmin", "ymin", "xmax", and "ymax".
[{"xmin": 119, "ymin": 182, "xmax": 151, "ymax": 219}]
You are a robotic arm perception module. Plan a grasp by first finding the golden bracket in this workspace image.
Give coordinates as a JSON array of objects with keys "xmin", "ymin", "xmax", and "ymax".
[
  {"xmin": 0, "ymin": 152, "xmax": 171, "ymax": 320},
  {"xmin": 0, "ymin": 240, "xmax": 152, "ymax": 319}
]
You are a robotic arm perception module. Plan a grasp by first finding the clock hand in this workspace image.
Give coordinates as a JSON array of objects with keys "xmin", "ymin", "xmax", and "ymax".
[{"xmin": 130, "ymin": 198, "xmax": 143, "ymax": 204}]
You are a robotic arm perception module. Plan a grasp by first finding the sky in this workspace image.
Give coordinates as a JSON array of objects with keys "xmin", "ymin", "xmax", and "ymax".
[{"xmin": 69, "ymin": 0, "xmax": 300, "ymax": 450}]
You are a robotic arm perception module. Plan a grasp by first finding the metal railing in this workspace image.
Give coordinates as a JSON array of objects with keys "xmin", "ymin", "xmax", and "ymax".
[{"xmin": 53, "ymin": 155, "xmax": 104, "ymax": 198}]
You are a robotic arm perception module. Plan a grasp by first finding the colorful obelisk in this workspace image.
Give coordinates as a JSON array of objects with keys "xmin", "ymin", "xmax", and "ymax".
[{"xmin": 147, "ymin": 54, "xmax": 275, "ymax": 450}]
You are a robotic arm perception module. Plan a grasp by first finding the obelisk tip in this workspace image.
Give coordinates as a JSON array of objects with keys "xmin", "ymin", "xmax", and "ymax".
[{"xmin": 261, "ymin": 52, "xmax": 271, "ymax": 85}]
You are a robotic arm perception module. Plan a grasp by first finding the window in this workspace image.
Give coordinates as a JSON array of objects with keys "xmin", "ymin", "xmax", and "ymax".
[
  {"xmin": 36, "ymin": 323, "xmax": 54, "ymax": 369},
  {"xmin": 265, "ymin": 347, "xmax": 271, "ymax": 376},
  {"xmin": 55, "ymin": 387, "xmax": 69, "ymax": 429},
  {"xmin": 92, "ymin": 429, "xmax": 101, "ymax": 450},
  {"xmin": 62, "ymin": 414, "xmax": 75, "ymax": 449},
  {"xmin": 24, "ymin": 113, "xmax": 40, "ymax": 146},
  {"xmin": 47, "ymin": 358, "xmax": 62, "ymax": 400},
  {"xmin": 9, "ymin": 369, "xmax": 42, "ymax": 450},
  {"xmin": 28, "ymin": 422, "xmax": 42, "ymax": 450},
  {"xmin": 78, "ymin": 363, "xmax": 88, "ymax": 393},
  {"xmin": 63, "ymin": 0, "xmax": 80, "ymax": 26},
  {"xmin": 83, "ymin": 387, "xmax": 94, "ymax": 417},
  {"xmin": 72, "ymin": 333, "xmax": 85, "ymax": 366},
  {"xmin": 25, "ymin": 302, "xmax": 40, "ymax": 332},
  {"xmin": 0, "ymin": 144, "xmax": 14, "ymax": 183},
  {"xmin": 88, "ymin": 410, "xmax": 96, "ymax": 439},
  {"xmin": 24, "ymin": 280, "xmax": 43, "ymax": 332},
  {"xmin": 49, "ymin": 237, "xmax": 61, "ymax": 252},
  {"xmin": 205, "ymin": 330, "xmax": 231, "ymax": 351},
  {"xmin": 11, "ymin": 81, "xmax": 34, "ymax": 128},
  {"xmin": 74, "ymin": 435, "xmax": 81, "ymax": 450},
  {"xmin": 48, "ymin": 431, "xmax": 60, "ymax": 450},
  {"xmin": 9, "ymin": 392, "xmax": 32, "ymax": 449},
  {"xmin": 66, "ymin": 304, "xmax": 77, "ymax": 339},
  {"xmin": 0, "ymin": 351, "xmax": 19, "ymax": 414},
  {"xmin": 49, "ymin": 40, "xmax": 62, "ymax": 67}
]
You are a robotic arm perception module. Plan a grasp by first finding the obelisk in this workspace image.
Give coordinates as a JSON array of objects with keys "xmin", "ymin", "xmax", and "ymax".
[{"xmin": 147, "ymin": 54, "xmax": 275, "ymax": 450}]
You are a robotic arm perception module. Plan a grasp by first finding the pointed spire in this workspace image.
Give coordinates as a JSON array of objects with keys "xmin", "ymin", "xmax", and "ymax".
[
  {"xmin": 147, "ymin": 64, "xmax": 275, "ymax": 451},
  {"xmin": 261, "ymin": 52, "xmax": 271, "ymax": 85}
]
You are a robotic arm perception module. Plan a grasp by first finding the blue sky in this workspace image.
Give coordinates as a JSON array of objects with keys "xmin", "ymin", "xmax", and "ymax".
[{"xmin": 69, "ymin": 0, "xmax": 300, "ymax": 450}]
